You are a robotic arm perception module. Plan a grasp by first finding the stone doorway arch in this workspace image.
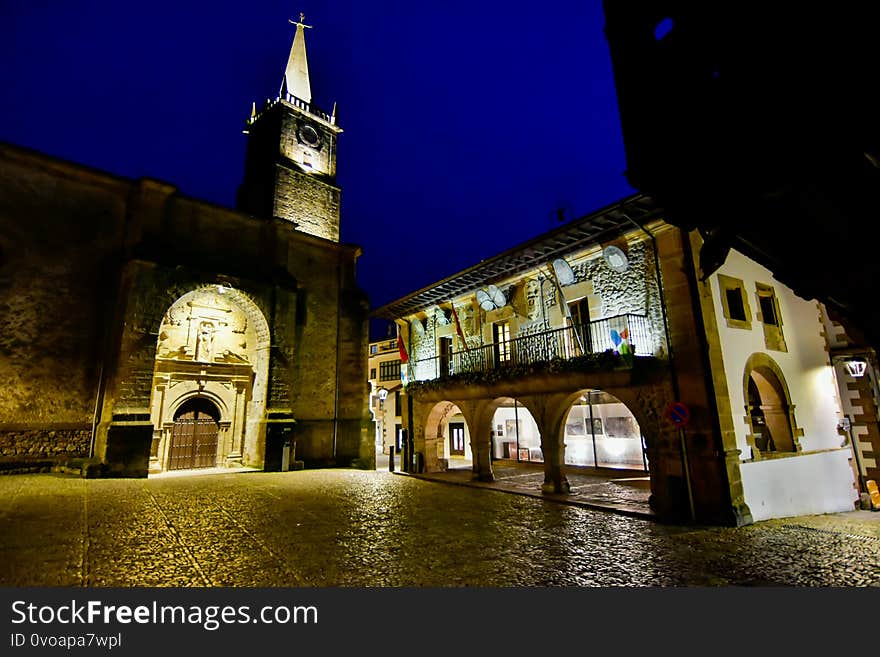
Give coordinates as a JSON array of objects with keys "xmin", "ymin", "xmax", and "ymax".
[{"xmin": 149, "ymin": 285, "xmax": 270, "ymax": 472}]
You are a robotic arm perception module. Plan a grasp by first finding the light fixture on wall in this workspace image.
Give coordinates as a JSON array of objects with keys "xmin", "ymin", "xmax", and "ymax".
[
  {"xmin": 377, "ymin": 388, "xmax": 389, "ymax": 401},
  {"xmin": 844, "ymin": 357, "xmax": 868, "ymax": 378},
  {"xmin": 834, "ymin": 354, "xmax": 869, "ymax": 378}
]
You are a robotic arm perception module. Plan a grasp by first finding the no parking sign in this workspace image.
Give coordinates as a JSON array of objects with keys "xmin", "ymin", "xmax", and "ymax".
[{"xmin": 666, "ymin": 401, "xmax": 690, "ymax": 427}]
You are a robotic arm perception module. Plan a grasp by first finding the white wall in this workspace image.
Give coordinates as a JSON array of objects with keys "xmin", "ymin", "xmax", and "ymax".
[
  {"xmin": 709, "ymin": 249, "xmax": 857, "ymax": 516},
  {"xmin": 740, "ymin": 450, "xmax": 856, "ymax": 520}
]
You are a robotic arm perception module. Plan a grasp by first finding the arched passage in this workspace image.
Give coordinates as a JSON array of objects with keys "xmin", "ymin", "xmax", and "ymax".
[
  {"xmin": 563, "ymin": 389, "xmax": 648, "ymax": 471},
  {"xmin": 491, "ymin": 397, "xmax": 543, "ymax": 463},
  {"xmin": 423, "ymin": 401, "xmax": 473, "ymax": 471}
]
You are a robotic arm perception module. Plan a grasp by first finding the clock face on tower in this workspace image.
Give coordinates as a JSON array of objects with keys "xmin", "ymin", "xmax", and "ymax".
[{"xmin": 297, "ymin": 123, "xmax": 323, "ymax": 150}]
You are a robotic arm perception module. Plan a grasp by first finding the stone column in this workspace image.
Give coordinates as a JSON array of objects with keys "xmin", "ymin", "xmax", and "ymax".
[
  {"xmin": 456, "ymin": 400, "xmax": 495, "ymax": 482},
  {"xmin": 226, "ymin": 382, "xmax": 247, "ymax": 465},
  {"xmin": 521, "ymin": 392, "xmax": 572, "ymax": 494},
  {"xmin": 149, "ymin": 382, "xmax": 167, "ymax": 472}
]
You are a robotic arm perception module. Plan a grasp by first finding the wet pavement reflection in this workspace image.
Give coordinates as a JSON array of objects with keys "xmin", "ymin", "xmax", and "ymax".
[{"xmin": 0, "ymin": 469, "xmax": 877, "ymax": 587}]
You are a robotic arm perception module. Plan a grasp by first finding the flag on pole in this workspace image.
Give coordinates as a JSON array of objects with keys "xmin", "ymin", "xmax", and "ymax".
[
  {"xmin": 450, "ymin": 304, "xmax": 468, "ymax": 350},
  {"xmin": 397, "ymin": 326, "xmax": 409, "ymax": 363}
]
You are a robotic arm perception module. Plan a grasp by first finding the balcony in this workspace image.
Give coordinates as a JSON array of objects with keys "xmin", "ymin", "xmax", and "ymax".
[{"xmin": 409, "ymin": 313, "xmax": 654, "ymax": 384}]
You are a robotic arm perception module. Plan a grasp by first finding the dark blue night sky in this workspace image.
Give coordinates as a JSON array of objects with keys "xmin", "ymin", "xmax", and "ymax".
[{"xmin": 2, "ymin": 1, "xmax": 634, "ymax": 310}]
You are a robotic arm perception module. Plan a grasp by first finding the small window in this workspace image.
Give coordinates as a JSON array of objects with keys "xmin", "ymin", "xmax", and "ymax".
[
  {"xmin": 370, "ymin": 368, "xmax": 376, "ymax": 380},
  {"xmin": 370, "ymin": 345, "xmax": 378, "ymax": 355},
  {"xmin": 755, "ymin": 283, "xmax": 787, "ymax": 351},
  {"xmin": 725, "ymin": 288, "xmax": 747, "ymax": 321},
  {"xmin": 758, "ymin": 294, "xmax": 778, "ymax": 326},
  {"xmin": 717, "ymin": 274, "xmax": 752, "ymax": 330},
  {"xmin": 379, "ymin": 359, "xmax": 401, "ymax": 382},
  {"xmin": 493, "ymin": 321, "xmax": 512, "ymax": 365}
]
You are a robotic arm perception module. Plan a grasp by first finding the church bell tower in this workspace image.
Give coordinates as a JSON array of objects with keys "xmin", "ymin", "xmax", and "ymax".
[{"xmin": 237, "ymin": 14, "xmax": 343, "ymax": 242}]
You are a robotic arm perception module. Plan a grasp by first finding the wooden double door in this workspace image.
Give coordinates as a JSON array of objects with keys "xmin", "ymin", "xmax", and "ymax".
[{"xmin": 168, "ymin": 398, "xmax": 221, "ymax": 471}]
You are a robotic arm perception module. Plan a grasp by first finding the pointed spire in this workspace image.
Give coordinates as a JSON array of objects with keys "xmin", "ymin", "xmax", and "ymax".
[
  {"xmin": 281, "ymin": 12, "xmax": 312, "ymax": 103},
  {"xmin": 330, "ymin": 101, "xmax": 337, "ymax": 125}
]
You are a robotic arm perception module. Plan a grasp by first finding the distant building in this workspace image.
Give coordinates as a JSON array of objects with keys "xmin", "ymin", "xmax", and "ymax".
[
  {"xmin": 367, "ymin": 325, "xmax": 405, "ymax": 463},
  {"xmin": 373, "ymin": 195, "xmax": 859, "ymax": 525},
  {"xmin": 0, "ymin": 18, "xmax": 372, "ymax": 476}
]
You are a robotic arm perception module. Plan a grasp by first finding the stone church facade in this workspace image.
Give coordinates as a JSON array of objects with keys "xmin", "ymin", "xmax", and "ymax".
[{"xmin": 0, "ymin": 19, "xmax": 372, "ymax": 475}]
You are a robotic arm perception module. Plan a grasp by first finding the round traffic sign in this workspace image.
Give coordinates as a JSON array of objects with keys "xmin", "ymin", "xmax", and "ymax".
[{"xmin": 666, "ymin": 401, "xmax": 690, "ymax": 427}]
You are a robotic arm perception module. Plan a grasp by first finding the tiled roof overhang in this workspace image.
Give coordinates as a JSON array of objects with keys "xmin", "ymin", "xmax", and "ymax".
[{"xmin": 372, "ymin": 194, "xmax": 661, "ymax": 319}]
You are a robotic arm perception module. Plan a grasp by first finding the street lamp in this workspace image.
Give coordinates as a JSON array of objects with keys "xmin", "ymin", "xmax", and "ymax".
[
  {"xmin": 843, "ymin": 357, "xmax": 867, "ymax": 378},
  {"xmin": 832, "ymin": 354, "xmax": 869, "ymax": 378}
]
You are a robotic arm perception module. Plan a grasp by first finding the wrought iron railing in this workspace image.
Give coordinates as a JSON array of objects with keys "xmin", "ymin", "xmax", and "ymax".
[{"xmin": 408, "ymin": 313, "xmax": 652, "ymax": 382}]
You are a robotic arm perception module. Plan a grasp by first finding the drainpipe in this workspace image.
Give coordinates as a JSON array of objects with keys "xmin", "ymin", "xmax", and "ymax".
[
  {"xmin": 333, "ymin": 252, "xmax": 342, "ymax": 462},
  {"xmin": 89, "ymin": 364, "xmax": 104, "ymax": 459},
  {"xmin": 514, "ymin": 399, "xmax": 521, "ymax": 461},
  {"xmin": 588, "ymin": 391, "xmax": 598, "ymax": 467},
  {"xmin": 844, "ymin": 414, "xmax": 864, "ymax": 494},
  {"xmin": 624, "ymin": 209, "xmax": 695, "ymax": 522}
]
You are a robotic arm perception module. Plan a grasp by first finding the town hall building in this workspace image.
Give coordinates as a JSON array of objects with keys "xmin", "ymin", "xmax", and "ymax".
[{"xmin": 373, "ymin": 195, "xmax": 864, "ymax": 525}]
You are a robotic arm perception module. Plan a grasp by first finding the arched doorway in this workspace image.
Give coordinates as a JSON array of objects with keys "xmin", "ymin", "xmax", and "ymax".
[
  {"xmin": 168, "ymin": 398, "xmax": 221, "ymax": 471},
  {"xmin": 423, "ymin": 401, "xmax": 473, "ymax": 471}
]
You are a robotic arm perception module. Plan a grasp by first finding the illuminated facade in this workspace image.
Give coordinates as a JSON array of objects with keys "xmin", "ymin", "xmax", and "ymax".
[
  {"xmin": 367, "ymin": 332, "xmax": 405, "ymax": 461},
  {"xmin": 822, "ymin": 317, "xmax": 880, "ymax": 507},
  {"xmin": 0, "ymin": 20, "xmax": 372, "ymax": 476},
  {"xmin": 374, "ymin": 195, "xmax": 859, "ymax": 525}
]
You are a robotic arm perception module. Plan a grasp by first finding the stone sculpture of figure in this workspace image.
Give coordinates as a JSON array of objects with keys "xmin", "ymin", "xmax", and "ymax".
[
  {"xmin": 196, "ymin": 321, "xmax": 215, "ymax": 362},
  {"xmin": 525, "ymin": 278, "xmax": 541, "ymax": 320}
]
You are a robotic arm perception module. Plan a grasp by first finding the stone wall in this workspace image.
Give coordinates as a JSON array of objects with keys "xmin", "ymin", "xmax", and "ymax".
[
  {"xmin": 279, "ymin": 111, "xmax": 336, "ymax": 177},
  {"xmin": 0, "ymin": 147, "xmax": 126, "ymax": 427},
  {"xmin": 274, "ymin": 165, "xmax": 340, "ymax": 242},
  {"xmin": 571, "ymin": 239, "xmax": 667, "ymax": 355},
  {"xmin": 1, "ymin": 144, "xmax": 372, "ymax": 471},
  {"xmin": 0, "ymin": 429, "xmax": 90, "ymax": 459}
]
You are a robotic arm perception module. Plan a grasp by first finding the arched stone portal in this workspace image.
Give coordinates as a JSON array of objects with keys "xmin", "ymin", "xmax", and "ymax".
[
  {"xmin": 149, "ymin": 286, "xmax": 270, "ymax": 473},
  {"xmin": 422, "ymin": 401, "xmax": 472, "ymax": 472}
]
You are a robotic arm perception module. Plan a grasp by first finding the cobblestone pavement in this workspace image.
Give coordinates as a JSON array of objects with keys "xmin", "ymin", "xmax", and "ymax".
[
  {"xmin": 0, "ymin": 469, "xmax": 878, "ymax": 587},
  {"xmin": 406, "ymin": 461, "xmax": 657, "ymax": 519}
]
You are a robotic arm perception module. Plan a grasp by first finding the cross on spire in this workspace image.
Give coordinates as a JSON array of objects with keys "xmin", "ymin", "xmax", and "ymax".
[
  {"xmin": 282, "ymin": 9, "xmax": 313, "ymax": 102},
  {"xmin": 290, "ymin": 11, "xmax": 312, "ymax": 29}
]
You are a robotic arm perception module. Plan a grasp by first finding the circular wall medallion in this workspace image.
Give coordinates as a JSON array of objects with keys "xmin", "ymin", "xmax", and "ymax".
[
  {"xmin": 603, "ymin": 245, "xmax": 629, "ymax": 273},
  {"xmin": 297, "ymin": 123, "xmax": 323, "ymax": 149}
]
